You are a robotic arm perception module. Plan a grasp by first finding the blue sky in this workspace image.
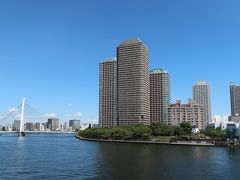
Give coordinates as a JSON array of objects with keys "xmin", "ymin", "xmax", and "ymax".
[{"xmin": 0, "ymin": 0, "xmax": 240, "ymax": 123}]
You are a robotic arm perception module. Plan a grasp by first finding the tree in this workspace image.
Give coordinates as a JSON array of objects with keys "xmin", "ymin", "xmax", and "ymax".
[
  {"xmin": 172, "ymin": 126, "xmax": 182, "ymax": 136},
  {"xmin": 132, "ymin": 124, "xmax": 152, "ymax": 140},
  {"xmin": 201, "ymin": 127, "xmax": 226, "ymax": 138},
  {"xmin": 179, "ymin": 122, "xmax": 192, "ymax": 135},
  {"xmin": 98, "ymin": 129, "xmax": 113, "ymax": 139},
  {"xmin": 112, "ymin": 128, "xmax": 133, "ymax": 140},
  {"xmin": 150, "ymin": 123, "xmax": 174, "ymax": 136}
]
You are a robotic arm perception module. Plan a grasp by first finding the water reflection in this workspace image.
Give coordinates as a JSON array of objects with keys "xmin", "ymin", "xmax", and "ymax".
[{"xmin": 97, "ymin": 143, "xmax": 240, "ymax": 179}]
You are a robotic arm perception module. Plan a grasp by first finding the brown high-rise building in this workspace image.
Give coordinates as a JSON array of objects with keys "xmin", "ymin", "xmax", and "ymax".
[
  {"xmin": 99, "ymin": 59, "xmax": 117, "ymax": 127},
  {"xmin": 230, "ymin": 82, "xmax": 240, "ymax": 116},
  {"xmin": 117, "ymin": 39, "xmax": 150, "ymax": 125},
  {"xmin": 150, "ymin": 69, "xmax": 170, "ymax": 124}
]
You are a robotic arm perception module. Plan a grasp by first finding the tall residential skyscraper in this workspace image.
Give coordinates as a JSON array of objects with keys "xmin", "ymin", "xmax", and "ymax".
[
  {"xmin": 99, "ymin": 59, "xmax": 117, "ymax": 127},
  {"xmin": 192, "ymin": 81, "xmax": 212, "ymax": 127},
  {"xmin": 150, "ymin": 68, "xmax": 170, "ymax": 124},
  {"xmin": 230, "ymin": 82, "xmax": 240, "ymax": 116},
  {"xmin": 117, "ymin": 39, "xmax": 150, "ymax": 125}
]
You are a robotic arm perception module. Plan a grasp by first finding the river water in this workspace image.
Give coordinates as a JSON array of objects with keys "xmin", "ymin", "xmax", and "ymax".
[{"xmin": 0, "ymin": 134, "xmax": 240, "ymax": 180}]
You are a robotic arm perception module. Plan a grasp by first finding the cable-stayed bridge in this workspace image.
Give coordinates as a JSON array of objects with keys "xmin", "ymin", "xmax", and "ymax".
[
  {"xmin": 0, "ymin": 98, "xmax": 79, "ymax": 135},
  {"xmin": 0, "ymin": 98, "xmax": 47, "ymax": 127}
]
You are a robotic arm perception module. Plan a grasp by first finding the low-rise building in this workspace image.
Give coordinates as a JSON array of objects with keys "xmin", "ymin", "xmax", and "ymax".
[
  {"xmin": 168, "ymin": 99, "xmax": 205, "ymax": 130},
  {"xmin": 80, "ymin": 123, "xmax": 99, "ymax": 130},
  {"xmin": 228, "ymin": 115, "xmax": 240, "ymax": 123},
  {"xmin": 5, "ymin": 124, "xmax": 12, "ymax": 131}
]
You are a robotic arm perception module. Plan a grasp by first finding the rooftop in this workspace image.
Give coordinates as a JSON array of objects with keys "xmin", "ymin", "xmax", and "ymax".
[
  {"xmin": 120, "ymin": 38, "xmax": 143, "ymax": 45},
  {"xmin": 194, "ymin": 80, "xmax": 210, "ymax": 86},
  {"xmin": 101, "ymin": 57, "xmax": 117, "ymax": 63},
  {"xmin": 149, "ymin": 68, "xmax": 168, "ymax": 74}
]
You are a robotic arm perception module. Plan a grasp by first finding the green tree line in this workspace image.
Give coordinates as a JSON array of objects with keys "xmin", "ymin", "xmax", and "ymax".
[{"xmin": 79, "ymin": 122, "xmax": 227, "ymax": 141}]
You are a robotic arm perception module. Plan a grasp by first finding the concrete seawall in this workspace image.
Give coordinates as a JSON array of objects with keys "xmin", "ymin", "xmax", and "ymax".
[{"xmin": 75, "ymin": 134, "xmax": 215, "ymax": 147}]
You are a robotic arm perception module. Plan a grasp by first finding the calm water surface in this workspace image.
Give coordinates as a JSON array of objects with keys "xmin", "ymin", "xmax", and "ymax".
[{"xmin": 0, "ymin": 134, "xmax": 240, "ymax": 180}]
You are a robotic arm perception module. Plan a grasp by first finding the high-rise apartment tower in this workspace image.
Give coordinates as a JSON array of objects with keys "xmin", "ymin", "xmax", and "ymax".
[
  {"xmin": 230, "ymin": 82, "xmax": 240, "ymax": 116},
  {"xmin": 192, "ymin": 81, "xmax": 211, "ymax": 127},
  {"xmin": 150, "ymin": 69, "xmax": 170, "ymax": 124},
  {"xmin": 99, "ymin": 59, "xmax": 117, "ymax": 127},
  {"xmin": 117, "ymin": 39, "xmax": 150, "ymax": 125}
]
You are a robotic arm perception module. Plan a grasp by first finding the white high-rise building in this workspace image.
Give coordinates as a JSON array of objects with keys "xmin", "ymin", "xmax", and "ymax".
[{"xmin": 192, "ymin": 81, "xmax": 212, "ymax": 127}]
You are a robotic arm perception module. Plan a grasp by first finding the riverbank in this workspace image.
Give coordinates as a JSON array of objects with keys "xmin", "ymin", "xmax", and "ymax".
[{"xmin": 75, "ymin": 134, "xmax": 216, "ymax": 146}]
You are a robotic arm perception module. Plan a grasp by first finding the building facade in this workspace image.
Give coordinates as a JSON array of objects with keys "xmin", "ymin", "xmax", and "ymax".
[
  {"xmin": 150, "ymin": 69, "xmax": 170, "ymax": 124},
  {"xmin": 168, "ymin": 99, "xmax": 205, "ymax": 130},
  {"xmin": 47, "ymin": 118, "xmax": 59, "ymax": 131},
  {"xmin": 228, "ymin": 115, "xmax": 240, "ymax": 123},
  {"xmin": 117, "ymin": 39, "xmax": 150, "ymax": 125},
  {"xmin": 230, "ymin": 82, "xmax": 240, "ymax": 116},
  {"xmin": 99, "ymin": 59, "xmax": 117, "ymax": 127},
  {"xmin": 35, "ymin": 123, "xmax": 41, "ymax": 131},
  {"xmin": 26, "ymin": 123, "xmax": 34, "ymax": 131},
  {"xmin": 13, "ymin": 120, "xmax": 20, "ymax": 131},
  {"xmin": 69, "ymin": 119, "xmax": 81, "ymax": 131},
  {"xmin": 192, "ymin": 81, "xmax": 211, "ymax": 126}
]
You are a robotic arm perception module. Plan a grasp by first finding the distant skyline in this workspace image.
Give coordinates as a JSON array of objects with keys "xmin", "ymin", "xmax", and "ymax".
[{"xmin": 1, "ymin": 0, "xmax": 240, "ymax": 124}]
